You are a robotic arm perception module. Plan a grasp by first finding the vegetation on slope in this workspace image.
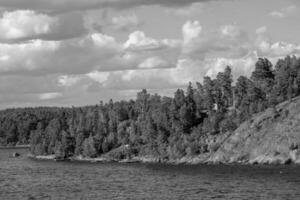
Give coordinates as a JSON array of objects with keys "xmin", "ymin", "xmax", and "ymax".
[{"xmin": 1, "ymin": 55, "xmax": 300, "ymax": 162}]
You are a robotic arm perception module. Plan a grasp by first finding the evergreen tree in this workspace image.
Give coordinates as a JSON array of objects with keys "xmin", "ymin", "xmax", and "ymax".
[{"xmin": 251, "ymin": 58, "xmax": 274, "ymax": 97}]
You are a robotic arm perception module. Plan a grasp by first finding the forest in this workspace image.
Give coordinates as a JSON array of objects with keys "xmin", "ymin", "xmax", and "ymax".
[{"xmin": 1, "ymin": 55, "xmax": 300, "ymax": 160}]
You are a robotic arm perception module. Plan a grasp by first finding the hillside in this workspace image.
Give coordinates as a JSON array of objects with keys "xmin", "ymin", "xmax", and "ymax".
[
  {"xmin": 29, "ymin": 97, "xmax": 300, "ymax": 165},
  {"xmin": 205, "ymin": 96, "xmax": 300, "ymax": 164}
]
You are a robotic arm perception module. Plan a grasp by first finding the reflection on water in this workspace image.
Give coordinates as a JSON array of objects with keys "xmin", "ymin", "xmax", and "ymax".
[{"xmin": 1, "ymin": 148, "xmax": 300, "ymax": 200}]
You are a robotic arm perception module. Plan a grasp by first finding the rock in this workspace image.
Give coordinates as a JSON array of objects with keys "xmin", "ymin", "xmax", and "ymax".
[
  {"xmin": 284, "ymin": 158, "xmax": 292, "ymax": 165},
  {"xmin": 208, "ymin": 96, "xmax": 300, "ymax": 165},
  {"xmin": 12, "ymin": 152, "xmax": 20, "ymax": 157}
]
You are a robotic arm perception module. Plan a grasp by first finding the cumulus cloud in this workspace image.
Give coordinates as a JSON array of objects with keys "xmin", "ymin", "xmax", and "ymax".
[
  {"xmin": 257, "ymin": 40, "xmax": 300, "ymax": 57},
  {"xmin": 124, "ymin": 31, "xmax": 180, "ymax": 51},
  {"xmin": 1, "ymin": 12, "xmax": 300, "ymax": 108},
  {"xmin": 1, "ymin": 20, "xmax": 296, "ymax": 93},
  {"xmin": 269, "ymin": 5, "xmax": 297, "ymax": 18},
  {"xmin": 204, "ymin": 53, "xmax": 257, "ymax": 78},
  {"xmin": 124, "ymin": 31, "xmax": 161, "ymax": 51},
  {"xmin": 0, "ymin": 34, "xmax": 117, "ymax": 75},
  {"xmin": 0, "ymin": 10, "xmax": 90, "ymax": 42},
  {"xmin": 76, "ymin": 21, "xmax": 300, "ymax": 97},
  {"xmin": 82, "ymin": 53, "xmax": 258, "ymax": 93},
  {"xmin": 0, "ymin": 40, "xmax": 60, "ymax": 74},
  {"xmin": 0, "ymin": 33, "xmax": 122, "ymax": 75},
  {"xmin": 0, "ymin": 10, "xmax": 56, "ymax": 40},
  {"xmin": 121, "ymin": 31, "xmax": 181, "ymax": 69},
  {"xmin": 255, "ymin": 26, "xmax": 300, "ymax": 57},
  {"xmin": 182, "ymin": 21, "xmax": 250, "ymax": 59},
  {"xmin": 82, "ymin": 63, "xmax": 194, "ymax": 92},
  {"xmin": 182, "ymin": 21, "xmax": 202, "ymax": 45},
  {"xmin": 0, "ymin": 30, "xmax": 181, "ymax": 76},
  {"xmin": 105, "ymin": 56, "xmax": 257, "ymax": 94}
]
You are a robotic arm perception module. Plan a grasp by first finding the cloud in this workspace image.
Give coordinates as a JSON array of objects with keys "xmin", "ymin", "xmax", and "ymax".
[
  {"xmin": 138, "ymin": 57, "xmax": 170, "ymax": 69},
  {"xmin": 83, "ymin": 11, "xmax": 142, "ymax": 33},
  {"xmin": 0, "ymin": 40, "xmax": 60, "ymax": 74},
  {"xmin": 107, "ymin": 68, "xmax": 183, "ymax": 90},
  {"xmin": 111, "ymin": 14, "xmax": 141, "ymax": 31},
  {"xmin": 0, "ymin": 34, "xmax": 119, "ymax": 75},
  {"xmin": 124, "ymin": 31, "xmax": 162, "ymax": 51},
  {"xmin": 0, "ymin": 20, "xmax": 296, "ymax": 79},
  {"xmin": 86, "ymin": 71, "xmax": 110, "ymax": 84},
  {"xmin": 82, "ymin": 53, "xmax": 258, "ymax": 93},
  {"xmin": 124, "ymin": 31, "xmax": 180, "ymax": 51},
  {"xmin": 165, "ymin": 2, "xmax": 204, "ymax": 16},
  {"xmin": 77, "ymin": 21, "xmax": 300, "ymax": 96},
  {"xmin": 204, "ymin": 52, "xmax": 257, "ymax": 78},
  {"xmin": 94, "ymin": 23, "xmax": 300, "ymax": 94},
  {"xmin": 255, "ymin": 26, "xmax": 267, "ymax": 35},
  {"xmin": 0, "ymin": 10, "xmax": 56, "ymax": 40},
  {"xmin": 269, "ymin": 11, "xmax": 284, "ymax": 18},
  {"xmin": 257, "ymin": 40, "xmax": 300, "ymax": 57},
  {"xmin": 0, "ymin": 0, "xmax": 226, "ymax": 13},
  {"xmin": 57, "ymin": 75, "xmax": 82, "ymax": 87},
  {"xmin": 0, "ymin": 10, "xmax": 90, "ymax": 42},
  {"xmin": 43, "ymin": 12, "xmax": 87, "ymax": 41},
  {"xmin": 269, "ymin": 5, "xmax": 297, "ymax": 18},
  {"xmin": 182, "ymin": 21, "xmax": 202, "ymax": 45},
  {"xmin": 1, "ymin": 16, "xmax": 300, "ymax": 109},
  {"xmin": 0, "ymin": 30, "xmax": 181, "ymax": 76},
  {"xmin": 122, "ymin": 31, "xmax": 181, "ymax": 69},
  {"xmin": 39, "ymin": 92, "xmax": 62, "ymax": 100},
  {"xmin": 220, "ymin": 24, "xmax": 243, "ymax": 38},
  {"xmin": 182, "ymin": 21, "xmax": 250, "ymax": 59},
  {"xmin": 255, "ymin": 26, "xmax": 300, "ymax": 57}
]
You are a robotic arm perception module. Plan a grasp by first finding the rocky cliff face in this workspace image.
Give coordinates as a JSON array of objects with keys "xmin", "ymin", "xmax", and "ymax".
[{"xmin": 206, "ymin": 97, "xmax": 300, "ymax": 164}]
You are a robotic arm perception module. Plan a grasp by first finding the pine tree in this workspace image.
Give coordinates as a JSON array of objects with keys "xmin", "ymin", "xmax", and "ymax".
[{"xmin": 251, "ymin": 58, "xmax": 274, "ymax": 96}]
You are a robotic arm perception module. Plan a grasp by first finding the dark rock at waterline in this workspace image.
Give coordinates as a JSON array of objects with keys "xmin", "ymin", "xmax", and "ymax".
[{"xmin": 12, "ymin": 152, "xmax": 20, "ymax": 157}]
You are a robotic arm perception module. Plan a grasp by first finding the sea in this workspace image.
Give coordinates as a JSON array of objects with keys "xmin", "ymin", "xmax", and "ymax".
[{"xmin": 0, "ymin": 148, "xmax": 300, "ymax": 200}]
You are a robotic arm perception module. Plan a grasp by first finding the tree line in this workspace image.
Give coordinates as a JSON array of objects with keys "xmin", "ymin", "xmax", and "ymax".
[{"xmin": 1, "ymin": 55, "xmax": 300, "ymax": 159}]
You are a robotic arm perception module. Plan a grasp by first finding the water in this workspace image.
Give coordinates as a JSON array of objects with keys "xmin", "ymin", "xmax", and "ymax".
[{"xmin": 0, "ymin": 148, "xmax": 300, "ymax": 200}]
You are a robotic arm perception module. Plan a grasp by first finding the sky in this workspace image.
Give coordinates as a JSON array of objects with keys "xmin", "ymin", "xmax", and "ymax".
[{"xmin": 0, "ymin": 0, "xmax": 300, "ymax": 109}]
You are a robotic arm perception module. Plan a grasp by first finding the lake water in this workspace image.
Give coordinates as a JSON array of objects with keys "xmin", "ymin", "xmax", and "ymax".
[{"xmin": 1, "ymin": 148, "xmax": 300, "ymax": 200}]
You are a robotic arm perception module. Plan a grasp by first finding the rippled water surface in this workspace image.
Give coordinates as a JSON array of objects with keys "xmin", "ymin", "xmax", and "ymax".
[{"xmin": 1, "ymin": 148, "xmax": 300, "ymax": 200}]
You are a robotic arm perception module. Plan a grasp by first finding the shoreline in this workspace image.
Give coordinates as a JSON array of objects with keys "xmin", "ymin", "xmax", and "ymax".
[
  {"xmin": 0, "ymin": 145, "xmax": 30, "ymax": 149},
  {"xmin": 27, "ymin": 153, "xmax": 300, "ymax": 166}
]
